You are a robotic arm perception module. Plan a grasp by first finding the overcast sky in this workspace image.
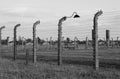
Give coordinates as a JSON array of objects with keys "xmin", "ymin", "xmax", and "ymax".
[{"xmin": 0, "ymin": 0, "xmax": 120, "ymax": 40}]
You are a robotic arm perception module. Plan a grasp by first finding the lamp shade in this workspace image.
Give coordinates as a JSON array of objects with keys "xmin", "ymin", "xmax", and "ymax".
[{"xmin": 73, "ymin": 14, "xmax": 80, "ymax": 18}]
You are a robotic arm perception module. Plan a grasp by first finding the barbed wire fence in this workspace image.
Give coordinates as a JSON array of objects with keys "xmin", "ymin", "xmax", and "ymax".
[{"xmin": 0, "ymin": 11, "xmax": 120, "ymax": 70}]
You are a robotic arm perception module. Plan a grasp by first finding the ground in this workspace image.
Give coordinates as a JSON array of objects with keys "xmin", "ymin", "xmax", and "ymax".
[
  {"xmin": 0, "ymin": 45, "xmax": 120, "ymax": 79},
  {"xmin": 0, "ymin": 58, "xmax": 120, "ymax": 79}
]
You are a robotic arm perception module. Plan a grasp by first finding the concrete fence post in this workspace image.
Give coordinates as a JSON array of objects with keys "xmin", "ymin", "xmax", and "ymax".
[
  {"xmin": 49, "ymin": 36, "xmax": 52, "ymax": 49},
  {"xmin": 117, "ymin": 37, "xmax": 119, "ymax": 47},
  {"xmin": 93, "ymin": 10, "xmax": 103, "ymax": 70},
  {"xmin": 26, "ymin": 49, "xmax": 29, "ymax": 65},
  {"xmin": 58, "ymin": 16, "xmax": 66, "ymax": 65},
  {"xmin": 111, "ymin": 38, "xmax": 114, "ymax": 47},
  {"xmin": 13, "ymin": 24, "xmax": 20, "ymax": 60},
  {"xmin": 86, "ymin": 37, "xmax": 88, "ymax": 49},
  {"xmin": 0, "ymin": 26, "xmax": 5, "ymax": 53},
  {"xmin": 74, "ymin": 36, "xmax": 78, "ymax": 49},
  {"xmin": 33, "ymin": 20, "xmax": 40, "ymax": 63},
  {"xmin": 106, "ymin": 30, "xmax": 110, "ymax": 48}
]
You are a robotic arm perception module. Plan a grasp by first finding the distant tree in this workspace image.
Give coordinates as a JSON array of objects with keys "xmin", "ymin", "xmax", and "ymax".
[
  {"xmin": 26, "ymin": 38, "xmax": 33, "ymax": 43},
  {"xmin": 54, "ymin": 40, "xmax": 58, "ymax": 45},
  {"xmin": 37, "ymin": 37, "xmax": 45, "ymax": 45},
  {"xmin": 76, "ymin": 40, "xmax": 80, "ymax": 45},
  {"xmin": 17, "ymin": 36, "xmax": 22, "ymax": 45},
  {"xmin": 66, "ymin": 37, "xmax": 70, "ymax": 43},
  {"xmin": 1, "ymin": 36, "xmax": 9, "ymax": 45},
  {"xmin": 37, "ymin": 37, "xmax": 40, "ymax": 44},
  {"xmin": 98, "ymin": 39, "xmax": 104, "ymax": 42}
]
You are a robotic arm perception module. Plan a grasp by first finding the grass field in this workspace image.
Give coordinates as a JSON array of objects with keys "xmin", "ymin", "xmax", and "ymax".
[
  {"xmin": 1, "ymin": 45, "xmax": 120, "ymax": 68},
  {"xmin": 0, "ymin": 45, "xmax": 120, "ymax": 79}
]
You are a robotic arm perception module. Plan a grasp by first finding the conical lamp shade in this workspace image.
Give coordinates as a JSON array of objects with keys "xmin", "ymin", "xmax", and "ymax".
[{"xmin": 74, "ymin": 14, "xmax": 80, "ymax": 18}]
